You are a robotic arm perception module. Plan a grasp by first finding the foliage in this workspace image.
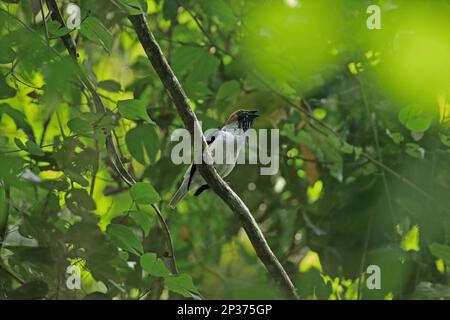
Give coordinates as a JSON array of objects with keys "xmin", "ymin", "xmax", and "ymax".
[{"xmin": 0, "ymin": 0, "xmax": 449, "ymax": 300}]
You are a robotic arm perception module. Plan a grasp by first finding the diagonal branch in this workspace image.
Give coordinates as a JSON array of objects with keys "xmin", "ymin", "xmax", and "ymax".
[
  {"xmin": 44, "ymin": 0, "xmax": 178, "ymax": 275},
  {"xmin": 128, "ymin": 14, "xmax": 298, "ymax": 299}
]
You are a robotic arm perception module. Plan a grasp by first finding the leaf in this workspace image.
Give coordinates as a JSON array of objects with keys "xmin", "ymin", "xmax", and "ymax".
[
  {"xmin": 0, "ymin": 46, "xmax": 15, "ymax": 64},
  {"xmin": 68, "ymin": 117, "xmax": 92, "ymax": 135},
  {"xmin": 386, "ymin": 129, "xmax": 404, "ymax": 144},
  {"xmin": 171, "ymin": 46, "xmax": 204, "ymax": 74},
  {"xmin": 125, "ymin": 124, "xmax": 160, "ymax": 165},
  {"xmin": 313, "ymin": 108, "xmax": 327, "ymax": 120},
  {"xmin": 439, "ymin": 133, "xmax": 450, "ymax": 147},
  {"xmin": 199, "ymin": 0, "xmax": 236, "ymax": 25},
  {"xmin": 80, "ymin": 17, "xmax": 113, "ymax": 53},
  {"xmin": 107, "ymin": 223, "xmax": 143, "ymax": 255},
  {"xmin": 429, "ymin": 243, "xmax": 450, "ymax": 265},
  {"xmin": 67, "ymin": 189, "xmax": 96, "ymax": 211},
  {"xmin": 401, "ymin": 225, "xmax": 420, "ymax": 252},
  {"xmin": 0, "ymin": 104, "xmax": 34, "ymax": 140},
  {"xmin": 339, "ymin": 141, "xmax": 354, "ymax": 154},
  {"xmin": 165, "ymin": 274, "xmax": 199, "ymax": 297},
  {"xmin": 215, "ymin": 80, "xmax": 240, "ymax": 109},
  {"xmin": 7, "ymin": 281, "xmax": 48, "ymax": 300},
  {"xmin": 47, "ymin": 20, "xmax": 71, "ymax": 37},
  {"xmin": 130, "ymin": 210, "xmax": 152, "ymax": 236},
  {"xmin": 398, "ymin": 104, "xmax": 433, "ymax": 132},
  {"xmin": 114, "ymin": 0, "xmax": 147, "ymax": 15},
  {"xmin": 118, "ymin": 99, "xmax": 153, "ymax": 123},
  {"xmin": 25, "ymin": 140, "xmax": 45, "ymax": 156},
  {"xmin": 405, "ymin": 143, "xmax": 425, "ymax": 159},
  {"xmin": 163, "ymin": 0, "xmax": 179, "ymax": 20},
  {"xmin": 130, "ymin": 182, "xmax": 160, "ymax": 205},
  {"xmin": 140, "ymin": 252, "xmax": 170, "ymax": 277},
  {"xmin": 0, "ymin": 72, "xmax": 16, "ymax": 99},
  {"xmin": 14, "ymin": 138, "xmax": 44, "ymax": 156},
  {"xmin": 187, "ymin": 51, "xmax": 220, "ymax": 83},
  {"xmin": 98, "ymin": 80, "xmax": 121, "ymax": 92}
]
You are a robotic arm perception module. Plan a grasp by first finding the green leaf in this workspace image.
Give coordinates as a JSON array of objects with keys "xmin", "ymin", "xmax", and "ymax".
[
  {"xmin": 118, "ymin": 99, "xmax": 153, "ymax": 123},
  {"xmin": 7, "ymin": 281, "xmax": 48, "ymax": 300},
  {"xmin": 114, "ymin": 0, "xmax": 147, "ymax": 15},
  {"xmin": 398, "ymin": 104, "xmax": 433, "ymax": 132},
  {"xmin": 98, "ymin": 80, "xmax": 121, "ymax": 92},
  {"xmin": 80, "ymin": 17, "xmax": 113, "ymax": 53},
  {"xmin": 125, "ymin": 124, "xmax": 160, "ymax": 164},
  {"xmin": 313, "ymin": 108, "xmax": 327, "ymax": 120},
  {"xmin": 0, "ymin": 185, "xmax": 7, "ymax": 242},
  {"xmin": 199, "ymin": 0, "xmax": 236, "ymax": 25},
  {"xmin": 130, "ymin": 210, "xmax": 152, "ymax": 236},
  {"xmin": 0, "ymin": 46, "xmax": 15, "ymax": 64},
  {"xmin": 0, "ymin": 73, "xmax": 16, "ymax": 99},
  {"xmin": 429, "ymin": 243, "xmax": 450, "ymax": 265},
  {"xmin": 165, "ymin": 274, "xmax": 199, "ymax": 297},
  {"xmin": 67, "ymin": 189, "xmax": 96, "ymax": 211},
  {"xmin": 386, "ymin": 129, "xmax": 404, "ymax": 144},
  {"xmin": 401, "ymin": 225, "xmax": 420, "ymax": 252},
  {"xmin": 107, "ymin": 223, "xmax": 143, "ymax": 255},
  {"xmin": 215, "ymin": 80, "xmax": 240, "ymax": 109},
  {"xmin": 140, "ymin": 252, "xmax": 170, "ymax": 277},
  {"xmin": 68, "ymin": 117, "xmax": 92, "ymax": 135},
  {"xmin": 0, "ymin": 104, "xmax": 34, "ymax": 140},
  {"xmin": 405, "ymin": 143, "xmax": 425, "ymax": 159},
  {"xmin": 163, "ymin": 0, "xmax": 179, "ymax": 20},
  {"xmin": 130, "ymin": 182, "xmax": 160, "ymax": 205},
  {"xmin": 187, "ymin": 51, "xmax": 220, "ymax": 83},
  {"xmin": 47, "ymin": 20, "xmax": 71, "ymax": 37},
  {"xmin": 339, "ymin": 141, "xmax": 354, "ymax": 154},
  {"xmin": 439, "ymin": 133, "xmax": 450, "ymax": 147},
  {"xmin": 14, "ymin": 138, "xmax": 45, "ymax": 156},
  {"xmin": 171, "ymin": 46, "xmax": 204, "ymax": 74},
  {"xmin": 25, "ymin": 140, "xmax": 45, "ymax": 156}
]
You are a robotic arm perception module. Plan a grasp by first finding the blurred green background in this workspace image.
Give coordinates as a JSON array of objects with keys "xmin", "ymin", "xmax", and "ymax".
[{"xmin": 0, "ymin": 0, "xmax": 449, "ymax": 299}]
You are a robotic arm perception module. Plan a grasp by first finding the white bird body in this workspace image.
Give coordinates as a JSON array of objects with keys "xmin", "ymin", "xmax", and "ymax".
[{"xmin": 169, "ymin": 110, "xmax": 258, "ymax": 208}]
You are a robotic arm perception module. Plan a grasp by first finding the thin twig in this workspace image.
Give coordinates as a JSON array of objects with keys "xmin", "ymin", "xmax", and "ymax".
[
  {"xmin": 357, "ymin": 211, "xmax": 374, "ymax": 300},
  {"xmin": 0, "ymin": 182, "xmax": 10, "ymax": 251},
  {"xmin": 0, "ymin": 182, "xmax": 25, "ymax": 284},
  {"xmin": 39, "ymin": 0, "xmax": 50, "ymax": 46},
  {"xmin": 357, "ymin": 77, "xmax": 394, "ymax": 214}
]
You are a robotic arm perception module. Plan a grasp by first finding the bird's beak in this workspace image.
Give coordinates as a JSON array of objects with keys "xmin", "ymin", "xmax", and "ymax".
[{"xmin": 246, "ymin": 110, "xmax": 259, "ymax": 119}]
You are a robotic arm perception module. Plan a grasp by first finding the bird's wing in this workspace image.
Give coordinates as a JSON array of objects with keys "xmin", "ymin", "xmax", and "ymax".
[{"xmin": 186, "ymin": 131, "xmax": 217, "ymax": 188}]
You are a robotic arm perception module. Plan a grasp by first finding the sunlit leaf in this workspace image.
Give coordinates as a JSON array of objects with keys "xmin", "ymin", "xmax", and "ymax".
[
  {"xmin": 118, "ymin": 99, "xmax": 153, "ymax": 123},
  {"xmin": 398, "ymin": 104, "xmax": 433, "ymax": 132},
  {"xmin": 125, "ymin": 124, "xmax": 159, "ymax": 164},
  {"xmin": 140, "ymin": 252, "xmax": 170, "ymax": 277},
  {"xmin": 130, "ymin": 182, "xmax": 160, "ymax": 205}
]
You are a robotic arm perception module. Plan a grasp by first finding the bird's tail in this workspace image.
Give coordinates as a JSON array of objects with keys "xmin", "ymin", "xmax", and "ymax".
[{"xmin": 169, "ymin": 180, "xmax": 188, "ymax": 209}]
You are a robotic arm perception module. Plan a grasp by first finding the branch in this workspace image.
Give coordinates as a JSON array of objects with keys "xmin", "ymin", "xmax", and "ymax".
[
  {"xmin": 45, "ymin": 0, "xmax": 178, "ymax": 275},
  {"xmin": 128, "ymin": 14, "xmax": 298, "ymax": 299},
  {"xmin": 0, "ymin": 182, "xmax": 25, "ymax": 285},
  {"xmin": 0, "ymin": 182, "xmax": 10, "ymax": 252}
]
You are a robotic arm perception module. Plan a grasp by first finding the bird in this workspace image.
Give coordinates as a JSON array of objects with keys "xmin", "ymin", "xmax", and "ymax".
[{"xmin": 169, "ymin": 109, "xmax": 259, "ymax": 208}]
